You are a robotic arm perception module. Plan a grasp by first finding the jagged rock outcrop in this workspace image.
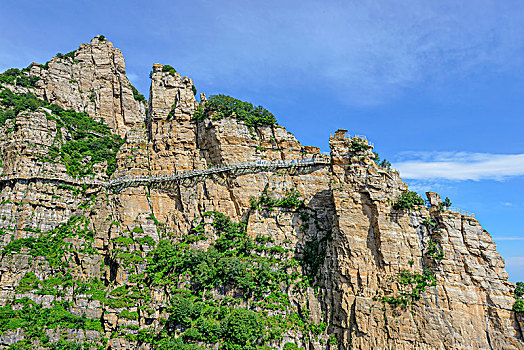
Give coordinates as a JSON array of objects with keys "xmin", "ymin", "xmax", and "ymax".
[
  {"xmin": 30, "ymin": 35, "xmax": 146, "ymax": 136},
  {"xmin": 0, "ymin": 37, "xmax": 522, "ymax": 350}
]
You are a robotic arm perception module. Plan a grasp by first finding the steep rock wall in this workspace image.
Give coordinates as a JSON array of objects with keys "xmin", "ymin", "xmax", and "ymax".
[{"xmin": 0, "ymin": 37, "xmax": 522, "ymax": 350}]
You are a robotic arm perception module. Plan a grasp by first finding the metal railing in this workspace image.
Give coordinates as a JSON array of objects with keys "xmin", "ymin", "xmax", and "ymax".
[
  {"xmin": 0, "ymin": 174, "xmax": 101, "ymax": 186},
  {"xmin": 447, "ymin": 207, "xmax": 475, "ymax": 218},
  {"xmin": 104, "ymin": 156, "xmax": 331, "ymax": 188},
  {"xmin": 0, "ymin": 157, "xmax": 331, "ymax": 190}
]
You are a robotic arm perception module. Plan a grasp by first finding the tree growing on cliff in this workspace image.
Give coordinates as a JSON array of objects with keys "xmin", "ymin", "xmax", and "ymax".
[
  {"xmin": 192, "ymin": 94, "xmax": 276, "ymax": 127},
  {"xmin": 514, "ymin": 282, "xmax": 524, "ymax": 312},
  {"xmin": 393, "ymin": 191, "xmax": 424, "ymax": 210}
]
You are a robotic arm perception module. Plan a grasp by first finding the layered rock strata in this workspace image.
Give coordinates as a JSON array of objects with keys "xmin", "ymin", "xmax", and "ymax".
[{"xmin": 0, "ymin": 37, "xmax": 522, "ymax": 350}]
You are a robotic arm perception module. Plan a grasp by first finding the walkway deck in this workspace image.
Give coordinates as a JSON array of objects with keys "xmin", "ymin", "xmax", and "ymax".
[
  {"xmin": 0, "ymin": 157, "xmax": 331, "ymax": 191},
  {"xmin": 105, "ymin": 157, "xmax": 331, "ymax": 190}
]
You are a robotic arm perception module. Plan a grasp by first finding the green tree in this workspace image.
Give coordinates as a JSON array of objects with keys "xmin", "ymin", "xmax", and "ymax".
[
  {"xmin": 393, "ymin": 191, "xmax": 424, "ymax": 210},
  {"xmin": 222, "ymin": 308, "xmax": 263, "ymax": 349}
]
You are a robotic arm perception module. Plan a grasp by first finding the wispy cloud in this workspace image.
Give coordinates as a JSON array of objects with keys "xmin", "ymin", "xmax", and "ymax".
[
  {"xmin": 493, "ymin": 236, "xmax": 524, "ymax": 241},
  {"xmin": 174, "ymin": 0, "xmax": 524, "ymax": 105},
  {"xmin": 506, "ymin": 257, "xmax": 524, "ymax": 267},
  {"xmin": 126, "ymin": 72, "xmax": 140, "ymax": 84},
  {"xmin": 402, "ymin": 179, "xmax": 451, "ymax": 194},
  {"xmin": 2, "ymin": 1, "xmax": 524, "ymax": 106},
  {"xmin": 394, "ymin": 151, "xmax": 524, "ymax": 181}
]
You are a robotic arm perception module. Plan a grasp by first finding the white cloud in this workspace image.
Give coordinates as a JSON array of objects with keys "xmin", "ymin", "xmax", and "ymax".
[
  {"xmin": 493, "ymin": 236, "xmax": 524, "ymax": 241},
  {"xmin": 178, "ymin": 0, "xmax": 524, "ymax": 105},
  {"xmin": 394, "ymin": 152, "xmax": 524, "ymax": 181},
  {"xmin": 506, "ymin": 257, "xmax": 524, "ymax": 267},
  {"xmin": 401, "ymin": 179, "xmax": 451, "ymax": 194},
  {"xmin": 127, "ymin": 72, "xmax": 139, "ymax": 83}
]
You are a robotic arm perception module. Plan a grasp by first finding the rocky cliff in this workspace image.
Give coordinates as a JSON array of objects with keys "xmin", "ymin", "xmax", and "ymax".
[{"xmin": 0, "ymin": 36, "xmax": 522, "ymax": 350}]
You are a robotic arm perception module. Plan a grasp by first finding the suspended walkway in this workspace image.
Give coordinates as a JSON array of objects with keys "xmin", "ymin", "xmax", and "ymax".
[
  {"xmin": 0, "ymin": 174, "xmax": 101, "ymax": 187},
  {"xmin": 0, "ymin": 157, "xmax": 331, "ymax": 193},
  {"xmin": 104, "ymin": 157, "xmax": 331, "ymax": 192}
]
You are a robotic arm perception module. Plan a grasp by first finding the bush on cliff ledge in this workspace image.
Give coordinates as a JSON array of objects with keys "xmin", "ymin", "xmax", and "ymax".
[
  {"xmin": 393, "ymin": 191, "xmax": 424, "ymax": 210},
  {"xmin": 193, "ymin": 94, "xmax": 276, "ymax": 127},
  {"xmin": 514, "ymin": 282, "xmax": 524, "ymax": 312},
  {"xmin": 0, "ymin": 88, "xmax": 124, "ymax": 177},
  {"xmin": 0, "ymin": 68, "xmax": 40, "ymax": 88}
]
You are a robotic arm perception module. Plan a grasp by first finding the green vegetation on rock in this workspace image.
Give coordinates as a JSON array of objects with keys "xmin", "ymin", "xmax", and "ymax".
[
  {"xmin": 440, "ymin": 197, "xmax": 452, "ymax": 210},
  {"xmin": 374, "ymin": 268, "xmax": 436, "ymax": 307},
  {"xmin": 124, "ymin": 209, "xmax": 330, "ymax": 349},
  {"xmin": 0, "ymin": 298, "xmax": 102, "ymax": 349},
  {"xmin": 162, "ymin": 64, "xmax": 177, "ymax": 77},
  {"xmin": 0, "ymin": 89, "xmax": 45, "ymax": 125},
  {"xmin": 2, "ymin": 216, "xmax": 95, "ymax": 268},
  {"xmin": 130, "ymin": 84, "xmax": 146, "ymax": 103},
  {"xmin": 372, "ymin": 151, "xmax": 392, "ymax": 169},
  {"xmin": 514, "ymin": 282, "xmax": 524, "ymax": 312},
  {"xmin": 0, "ymin": 88, "xmax": 124, "ymax": 177},
  {"xmin": 193, "ymin": 94, "xmax": 276, "ymax": 127},
  {"xmin": 0, "ymin": 67, "xmax": 40, "ymax": 88},
  {"xmin": 348, "ymin": 137, "xmax": 372, "ymax": 153},
  {"xmin": 393, "ymin": 191, "xmax": 424, "ymax": 210},
  {"xmin": 250, "ymin": 187, "xmax": 304, "ymax": 211}
]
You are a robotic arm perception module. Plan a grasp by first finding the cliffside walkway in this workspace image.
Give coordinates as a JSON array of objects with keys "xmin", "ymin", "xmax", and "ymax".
[
  {"xmin": 0, "ymin": 157, "xmax": 478, "ymax": 218},
  {"xmin": 104, "ymin": 157, "xmax": 331, "ymax": 191},
  {"xmin": 0, "ymin": 174, "xmax": 102, "ymax": 187},
  {"xmin": 0, "ymin": 158, "xmax": 330, "ymax": 191}
]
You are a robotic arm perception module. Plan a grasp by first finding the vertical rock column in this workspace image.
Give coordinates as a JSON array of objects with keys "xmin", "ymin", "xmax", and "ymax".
[
  {"xmin": 31, "ymin": 35, "xmax": 145, "ymax": 136},
  {"xmin": 147, "ymin": 63, "xmax": 202, "ymax": 172}
]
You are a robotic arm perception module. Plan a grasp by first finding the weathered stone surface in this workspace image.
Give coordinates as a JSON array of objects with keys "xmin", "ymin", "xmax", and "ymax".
[
  {"xmin": 0, "ymin": 37, "xmax": 522, "ymax": 349},
  {"xmin": 31, "ymin": 36, "xmax": 146, "ymax": 136}
]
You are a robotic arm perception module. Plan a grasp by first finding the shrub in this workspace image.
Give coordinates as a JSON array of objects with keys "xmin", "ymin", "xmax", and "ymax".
[
  {"xmin": 222, "ymin": 308, "xmax": 263, "ymax": 348},
  {"xmin": 422, "ymin": 217, "xmax": 436, "ymax": 227},
  {"xmin": 130, "ymin": 84, "xmax": 146, "ymax": 103},
  {"xmin": 63, "ymin": 50, "xmax": 76, "ymax": 60},
  {"xmin": 376, "ymin": 267, "xmax": 436, "ymax": 307},
  {"xmin": 162, "ymin": 65, "xmax": 177, "ymax": 77},
  {"xmin": 132, "ymin": 227, "xmax": 144, "ymax": 234},
  {"xmin": 118, "ymin": 309, "xmax": 139, "ymax": 320},
  {"xmin": 426, "ymin": 240, "xmax": 444, "ymax": 260},
  {"xmin": 393, "ymin": 191, "xmax": 424, "ymax": 210},
  {"xmin": 0, "ymin": 89, "xmax": 45, "ymax": 115},
  {"xmin": 277, "ymin": 189, "xmax": 304, "ymax": 210},
  {"xmin": 379, "ymin": 159, "xmax": 392, "ymax": 169},
  {"xmin": 348, "ymin": 137, "xmax": 371, "ymax": 153},
  {"xmin": 0, "ymin": 69, "xmax": 40, "ymax": 88},
  {"xmin": 328, "ymin": 334, "xmax": 338, "ymax": 345},
  {"xmin": 0, "ymin": 89, "xmax": 123, "ymax": 177},
  {"xmin": 440, "ymin": 197, "xmax": 452, "ymax": 209},
  {"xmin": 284, "ymin": 343, "xmax": 299, "ymax": 350},
  {"xmin": 513, "ymin": 298, "xmax": 524, "ymax": 312},
  {"xmin": 373, "ymin": 152, "xmax": 391, "ymax": 169},
  {"xmin": 168, "ymin": 295, "xmax": 200, "ymax": 326},
  {"xmin": 17, "ymin": 272, "xmax": 40, "ymax": 292},
  {"xmin": 515, "ymin": 282, "xmax": 524, "ymax": 298},
  {"xmin": 192, "ymin": 85, "xmax": 197, "ymax": 96},
  {"xmin": 99, "ymin": 35, "xmax": 106, "ymax": 41},
  {"xmin": 251, "ymin": 187, "xmax": 303, "ymax": 211},
  {"xmin": 514, "ymin": 282, "xmax": 524, "ymax": 312},
  {"xmin": 193, "ymin": 94, "xmax": 276, "ymax": 127}
]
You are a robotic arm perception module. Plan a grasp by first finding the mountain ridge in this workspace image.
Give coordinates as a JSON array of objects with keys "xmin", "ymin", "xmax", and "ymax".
[{"xmin": 0, "ymin": 35, "xmax": 522, "ymax": 350}]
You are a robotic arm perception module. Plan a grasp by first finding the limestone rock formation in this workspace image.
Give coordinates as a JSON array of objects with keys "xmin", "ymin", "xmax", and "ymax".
[
  {"xmin": 30, "ymin": 35, "xmax": 146, "ymax": 136},
  {"xmin": 0, "ymin": 37, "xmax": 522, "ymax": 350}
]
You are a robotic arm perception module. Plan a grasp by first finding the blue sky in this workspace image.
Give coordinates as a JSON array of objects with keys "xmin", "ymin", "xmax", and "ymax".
[{"xmin": 1, "ymin": 0, "xmax": 523, "ymax": 281}]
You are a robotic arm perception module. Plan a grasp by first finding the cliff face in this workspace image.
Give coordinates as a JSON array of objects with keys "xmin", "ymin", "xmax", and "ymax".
[
  {"xmin": 29, "ymin": 36, "xmax": 146, "ymax": 136},
  {"xmin": 0, "ymin": 37, "xmax": 522, "ymax": 350}
]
